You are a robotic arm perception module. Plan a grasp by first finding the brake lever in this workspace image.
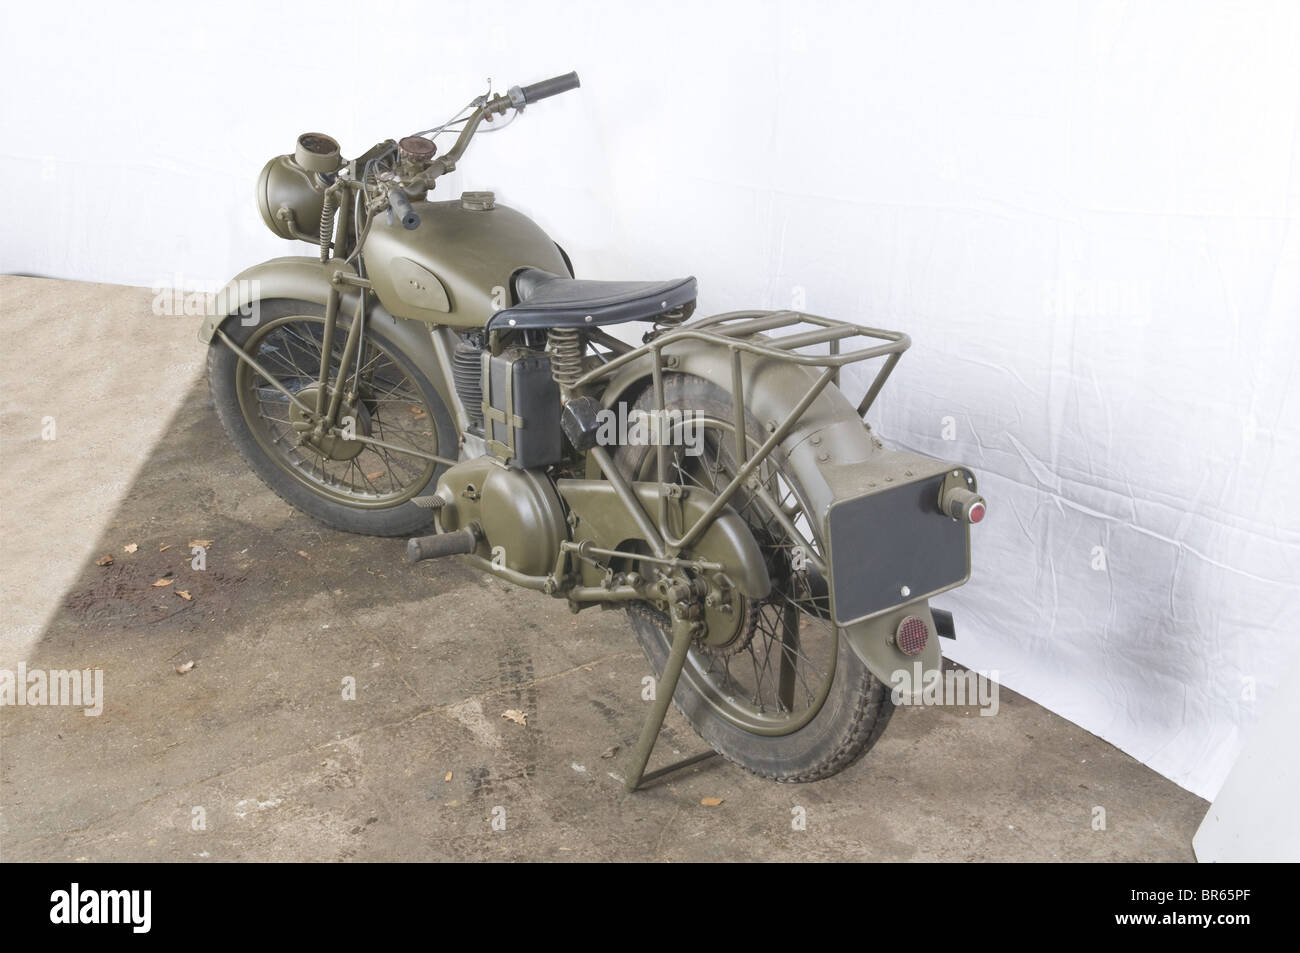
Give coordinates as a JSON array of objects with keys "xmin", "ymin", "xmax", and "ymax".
[{"xmin": 471, "ymin": 78, "xmax": 494, "ymax": 109}]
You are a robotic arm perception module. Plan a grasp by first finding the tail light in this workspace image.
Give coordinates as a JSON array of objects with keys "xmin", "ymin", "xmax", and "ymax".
[
  {"xmin": 896, "ymin": 616, "xmax": 929, "ymax": 656},
  {"xmin": 940, "ymin": 485, "xmax": 987, "ymax": 524}
]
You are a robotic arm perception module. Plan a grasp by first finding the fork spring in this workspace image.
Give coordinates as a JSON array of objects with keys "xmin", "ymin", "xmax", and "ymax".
[{"xmin": 319, "ymin": 191, "xmax": 337, "ymax": 263}]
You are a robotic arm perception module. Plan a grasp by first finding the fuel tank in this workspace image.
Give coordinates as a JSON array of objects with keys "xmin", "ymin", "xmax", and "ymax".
[{"xmin": 363, "ymin": 194, "xmax": 570, "ymax": 328}]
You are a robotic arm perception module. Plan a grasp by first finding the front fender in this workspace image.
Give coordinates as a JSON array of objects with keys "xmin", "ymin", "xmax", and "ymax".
[
  {"xmin": 200, "ymin": 257, "xmax": 463, "ymax": 432},
  {"xmin": 598, "ymin": 335, "xmax": 946, "ymax": 689}
]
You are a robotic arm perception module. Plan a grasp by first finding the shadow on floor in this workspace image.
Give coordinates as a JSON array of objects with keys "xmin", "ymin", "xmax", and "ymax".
[{"xmin": 0, "ymin": 376, "xmax": 1206, "ymax": 861}]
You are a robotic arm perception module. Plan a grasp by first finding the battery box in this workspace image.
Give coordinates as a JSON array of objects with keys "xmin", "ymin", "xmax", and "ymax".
[{"xmin": 481, "ymin": 347, "xmax": 563, "ymax": 469}]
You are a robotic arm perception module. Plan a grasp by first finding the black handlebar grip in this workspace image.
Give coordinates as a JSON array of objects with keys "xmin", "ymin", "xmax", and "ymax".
[
  {"xmin": 388, "ymin": 188, "xmax": 420, "ymax": 230},
  {"xmin": 519, "ymin": 71, "xmax": 581, "ymax": 105}
]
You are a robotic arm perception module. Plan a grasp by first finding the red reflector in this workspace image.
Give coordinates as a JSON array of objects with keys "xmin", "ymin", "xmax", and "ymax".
[
  {"xmin": 969, "ymin": 501, "xmax": 986, "ymax": 524},
  {"xmin": 896, "ymin": 616, "xmax": 929, "ymax": 656}
]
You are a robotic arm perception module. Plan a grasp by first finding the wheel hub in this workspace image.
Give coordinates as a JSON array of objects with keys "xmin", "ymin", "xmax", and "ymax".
[
  {"xmin": 700, "ymin": 600, "xmax": 756, "ymax": 656},
  {"xmin": 288, "ymin": 384, "xmax": 371, "ymax": 461},
  {"xmin": 700, "ymin": 539, "xmax": 796, "ymax": 655},
  {"xmin": 696, "ymin": 576, "xmax": 753, "ymax": 654}
]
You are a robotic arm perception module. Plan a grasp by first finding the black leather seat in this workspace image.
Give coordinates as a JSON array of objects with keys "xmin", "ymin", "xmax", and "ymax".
[{"xmin": 486, "ymin": 267, "xmax": 697, "ymax": 330}]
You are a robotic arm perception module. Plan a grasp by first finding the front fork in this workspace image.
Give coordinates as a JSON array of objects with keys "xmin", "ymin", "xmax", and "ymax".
[
  {"xmin": 216, "ymin": 271, "xmax": 368, "ymax": 438},
  {"xmin": 216, "ymin": 270, "xmax": 456, "ymax": 467},
  {"xmin": 314, "ymin": 178, "xmax": 368, "ymax": 430},
  {"xmin": 313, "ymin": 277, "xmax": 368, "ymax": 436}
]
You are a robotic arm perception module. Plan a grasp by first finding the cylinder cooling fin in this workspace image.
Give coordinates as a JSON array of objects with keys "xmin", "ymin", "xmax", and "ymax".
[{"xmin": 453, "ymin": 333, "xmax": 485, "ymax": 430}]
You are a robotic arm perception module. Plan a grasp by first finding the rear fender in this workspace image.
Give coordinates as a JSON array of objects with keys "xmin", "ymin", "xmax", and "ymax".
[{"xmin": 597, "ymin": 339, "xmax": 947, "ymax": 690}]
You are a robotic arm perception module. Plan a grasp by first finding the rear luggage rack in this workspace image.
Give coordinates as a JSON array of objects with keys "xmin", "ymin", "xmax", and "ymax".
[
  {"xmin": 576, "ymin": 309, "xmax": 910, "ymax": 418},
  {"xmin": 573, "ymin": 309, "xmax": 912, "ymax": 554}
]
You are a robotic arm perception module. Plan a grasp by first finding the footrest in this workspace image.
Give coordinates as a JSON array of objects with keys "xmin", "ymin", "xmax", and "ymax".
[{"xmin": 406, "ymin": 527, "xmax": 478, "ymax": 563}]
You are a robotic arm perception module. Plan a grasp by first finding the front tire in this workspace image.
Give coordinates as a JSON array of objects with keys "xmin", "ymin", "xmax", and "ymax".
[{"xmin": 206, "ymin": 299, "xmax": 457, "ymax": 537}]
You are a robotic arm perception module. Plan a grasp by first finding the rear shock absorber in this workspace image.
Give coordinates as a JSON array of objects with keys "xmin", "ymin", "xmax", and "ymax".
[{"xmin": 547, "ymin": 327, "xmax": 584, "ymax": 392}]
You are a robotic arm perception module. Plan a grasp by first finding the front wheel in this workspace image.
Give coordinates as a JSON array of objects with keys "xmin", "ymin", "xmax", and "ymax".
[
  {"xmin": 616, "ymin": 374, "xmax": 893, "ymax": 782},
  {"xmin": 206, "ymin": 299, "xmax": 457, "ymax": 537}
]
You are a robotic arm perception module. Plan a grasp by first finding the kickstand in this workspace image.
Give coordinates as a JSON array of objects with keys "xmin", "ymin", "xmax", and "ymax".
[{"xmin": 624, "ymin": 612, "xmax": 719, "ymax": 792}]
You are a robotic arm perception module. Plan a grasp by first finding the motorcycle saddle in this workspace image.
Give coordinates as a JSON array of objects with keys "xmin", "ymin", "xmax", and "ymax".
[{"xmin": 486, "ymin": 267, "xmax": 697, "ymax": 330}]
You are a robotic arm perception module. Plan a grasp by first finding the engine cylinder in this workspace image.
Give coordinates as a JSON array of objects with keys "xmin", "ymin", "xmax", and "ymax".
[{"xmin": 453, "ymin": 335, "xmax": 485, "ymax": 429}]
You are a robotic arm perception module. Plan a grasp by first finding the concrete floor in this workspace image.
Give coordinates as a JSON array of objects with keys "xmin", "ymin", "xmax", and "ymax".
[{"xmin": 0, "ymin": 276, "xmax": 1207, "ymax": 862}]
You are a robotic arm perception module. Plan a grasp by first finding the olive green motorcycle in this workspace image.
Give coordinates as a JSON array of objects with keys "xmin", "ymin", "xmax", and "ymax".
[{"xmin": 201, "ymin": 72, "xmax": 986, "ymax": 789}]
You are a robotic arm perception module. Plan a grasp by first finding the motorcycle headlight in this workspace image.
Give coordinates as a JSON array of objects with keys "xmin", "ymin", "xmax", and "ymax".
[{"xmin": 256, "ymin": 133, "xmax": 341, "ymax": 241}]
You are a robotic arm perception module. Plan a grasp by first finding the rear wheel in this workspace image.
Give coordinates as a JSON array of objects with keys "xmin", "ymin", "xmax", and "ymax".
[
  {"xmin": 206, "ymin": 299, "xmax": 456, "ymax": 537},
  {"xmin": 615, "ymin": 374, "xmax": 893, "ymax": 782}
]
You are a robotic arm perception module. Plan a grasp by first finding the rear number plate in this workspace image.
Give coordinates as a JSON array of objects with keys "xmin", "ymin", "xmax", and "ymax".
[{"xmin": 826, "ymin": 474, "xmax": 970, "ymax": 626}]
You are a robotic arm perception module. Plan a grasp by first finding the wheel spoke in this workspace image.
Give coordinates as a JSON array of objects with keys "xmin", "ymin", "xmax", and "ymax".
[
  {"xmin": 237, "ymin": 315, "xmax": 441, "ymax": 506},
  {"xmin": 635, "ymin": 409, "xmax": 837, "ymax": 733}
]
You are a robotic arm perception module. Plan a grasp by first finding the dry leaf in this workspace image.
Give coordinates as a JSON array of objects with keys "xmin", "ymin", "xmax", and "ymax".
[
  {"xmin": 96, "ymin": 554, "xmax": 114, "ymax": 567},
  {"xmin": 409, "ymin": 407, "xmax": 426, "ymax": 418},
  {"xmin": 297, "ymin": 550, "xmax": 311, "ymax": 559},
  {"xmin": 365, "ymin": 471, "xmax": 384, "ymax": 481},
  {"xmin": 151, "ymin": 578, "xmax": 175, "ymax": 588},
  {"xmin": 700, "ymin": 797, "xmax": 725, "ymax": 807},
  {"xmin": 175, "ymin": 660, "xmax": 195, "ymax": 675},
  {"xmin": 158, "ymin": 543, "xmax": 172, "ymax": 552},
  {"xmin": 501, "ymin": 709, "xmax": 528, "ymax": 726},
  {"xmin": 600, "ymin": 745, "xmax": 620, "ymax": 759},
  {"xmin": 444, "ymin": 771, "xmax": 453, "ymax": 782},
  {"xmin": 175, "ymin": 590, "xmax": 192, "ymax": 601},
  {"xmin": 189, "ymin": 539, "xmax": 213, "ymax": 548},
  {"xmin": 123, "ymin": 543, "xmax": 138, "ymax": 554}
]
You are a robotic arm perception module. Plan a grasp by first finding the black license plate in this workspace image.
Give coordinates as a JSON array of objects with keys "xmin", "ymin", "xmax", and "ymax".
[{"xmin": 826, "ymin": 474, "xmax": 970, "ymax": 626}]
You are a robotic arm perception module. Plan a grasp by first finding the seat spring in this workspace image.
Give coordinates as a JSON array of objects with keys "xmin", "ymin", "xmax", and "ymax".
[
  {"xmin": 643, "ymin": 301, "xmax": 695, "ymax": 342},
  {"xmin": 655, "ymin": 306, "xmax": 689, "ymax": 330},
  {"xmin": 548, "ymin": 328, "xmax": 584, "ymax": 389}
]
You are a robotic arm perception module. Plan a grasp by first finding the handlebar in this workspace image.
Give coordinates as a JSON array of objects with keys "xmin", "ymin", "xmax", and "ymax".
[
  {"xmin": 513, "ymin": 71, "xmax": 581, "ymax": 106},
  {"xmin": 387, "ymin": 187, "xmax": 420, "ymax": 230},
  {"xmin": 372, "ymin": 72, "xmax": 580, "ymax": 228}
]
